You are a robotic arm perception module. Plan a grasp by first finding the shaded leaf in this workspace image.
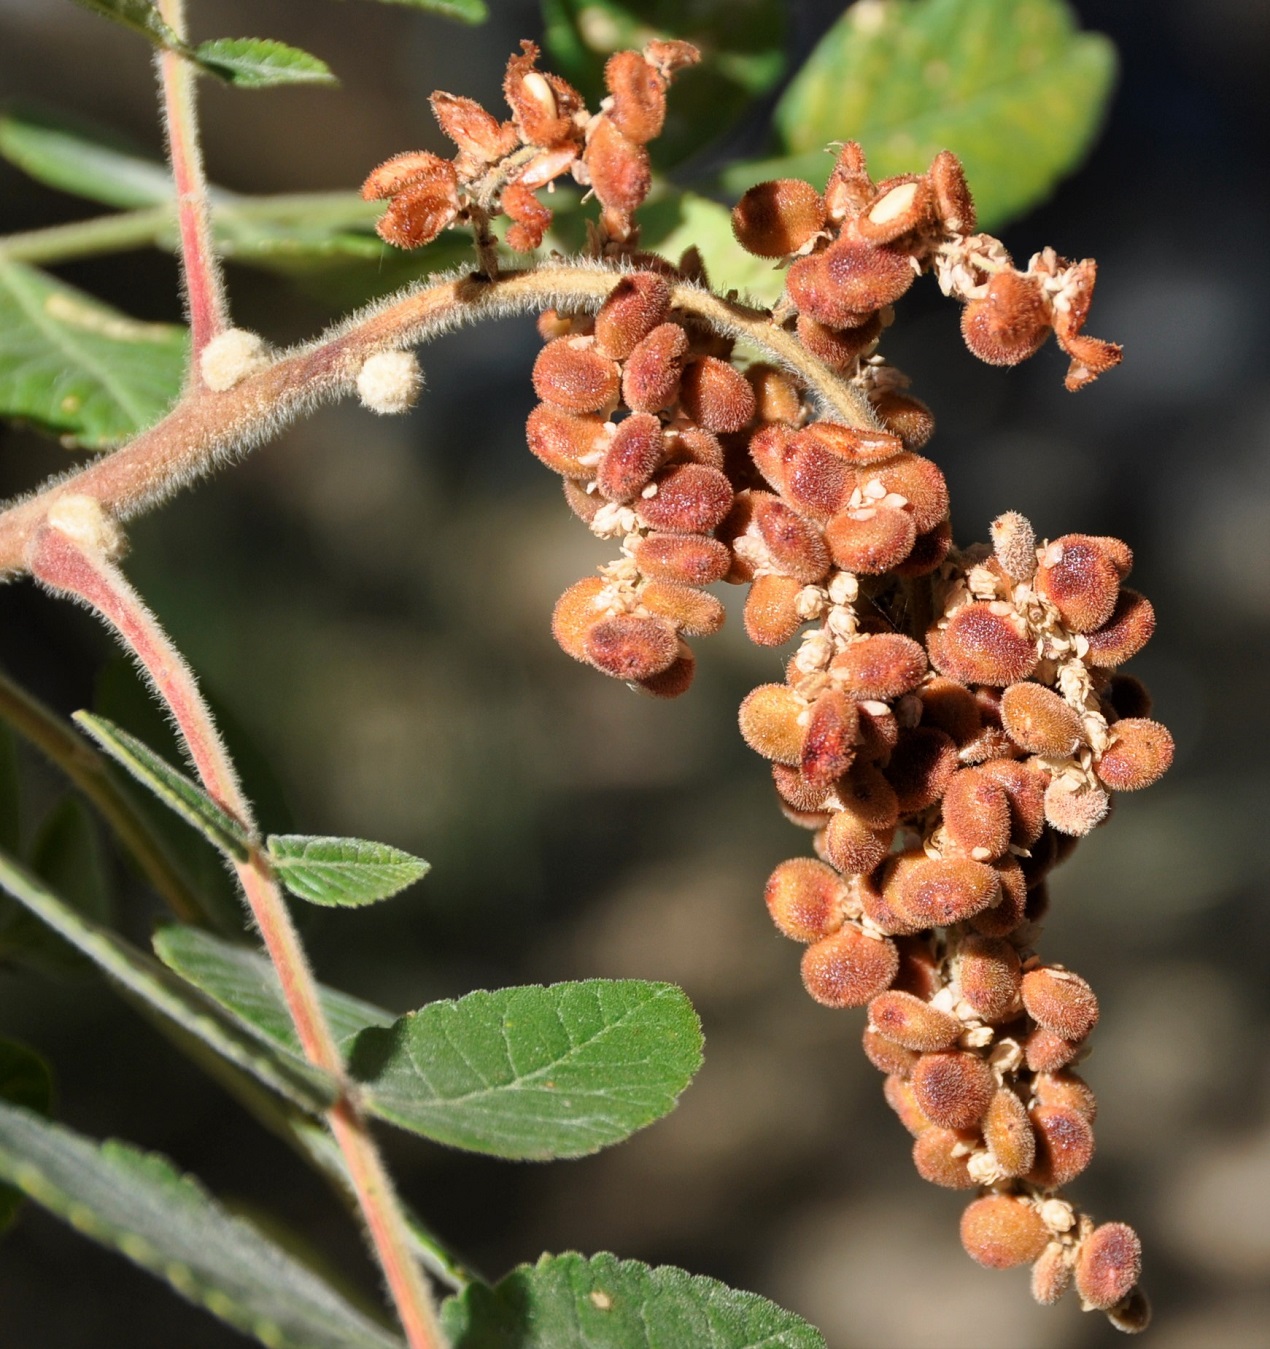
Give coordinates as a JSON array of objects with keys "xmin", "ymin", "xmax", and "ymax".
[
  {"xmin": 0, "ymin": 259, "xmax": 186, "ymax": 449},
  {"xmin": 0, "ymin": 846, "xmax": 337, "ymax": 1111},
  {"xmin": 542, "ymin": 0, "xmax": 785, "ymax": 166},
  {"xmin": 73, "ymin": 713, "xmax": 252, "ymax": 860},
  {"xmin": 442, "ymin": 1251, "xmax": 825, "ymax": 1348},
  {"xmin": 640, "ymin": 191, "xmax": 784, "ymax": 306},
  {"xmin": 0, "ymin": 796, "xmax": 116, "ymax": 976},
  {"xmin": 0, "ymin": 106, "xmax": 173, "ymax": 209},
  {"xmin": 154, "ymin": 924, "xmax": 395, "ymax": 1060},
  {"xmin": 194, "ymin": 38, "xmax": 338, "ymax": 89},
  {"xmin": 764, "ymin": 0, "xmax": 1116, "ymax": 230},
  {"xmin": 267, "ymin": 835, "xmax": 429, "ymax": 908},
  {"xmin": 349, "ymin": 980, "xmax": 703, "ymax": 1160},
  {"xmin": 0, "ymin": 1039, "xmax": 53, "ymax": 1233},
  {"xmin": 0, "ymin": 1102, "xmax": 405, "ymax": 1349}
]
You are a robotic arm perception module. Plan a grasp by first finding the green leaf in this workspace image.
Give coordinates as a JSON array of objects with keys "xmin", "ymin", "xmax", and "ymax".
[
  {"xmin": 360, "ymin": 0, "xmax": 488, "ymax": 23},
  {"xmin": 194, "ymin": 38, "xmax": 338, "ymax": 89},
  {"xmin": 267, "ymin": 835, "xmax": 429, "ymax": 908},
  {"xmin": 0, "ymin": 1039, "xmax": 53, "ymax": 1233},
  {"xmin": 72, "ymin": 713, "xmax": 252, "ymax": 860},
  {"xmin": 640, "ymin": 191, "xmax": 784, "ymax": 306},
  {"xmin": 542, "ymin": 0, "xmax": 785, "ymax": 165},
  {"xmin": 71, "ymin": 0, "xmax": 181, "ymax": 49},
  {"xmin": 154, "ymin": 924, "xmax": 395, "ymax": 1060},
  {"xmin": 0, "ymin": 106, "xmax": 174, "ymax": 209},
  {"xmin": 763, "ymin": 0, "xmax": 1116, "ymax": 231},
  {"xmin": 0, "ymin": 1101, "xmax": 406, "ymax": 1349},
  {"xmin": 0, "ymin": 258, "xmax": 187, "ymax": 449},
  {"xmin": 442, "ymin": 1252, "xmax": 826, "ymax": 1348},
  {"xmin": 349, "ymin": 980, "xmax": 703, "ymax": 1160},
  {"xmin": 0, "ymin": 846, "xmax": 337, "ymax": 1111}
]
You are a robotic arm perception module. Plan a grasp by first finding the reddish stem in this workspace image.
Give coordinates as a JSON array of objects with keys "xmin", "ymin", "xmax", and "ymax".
[
  {"xmin": 28, "ymin": 524, "xmax": 447, "ymax": 1349},
  {"xmin": 156, "ymin": 0, "xmax": 228, "ymax": 363}
]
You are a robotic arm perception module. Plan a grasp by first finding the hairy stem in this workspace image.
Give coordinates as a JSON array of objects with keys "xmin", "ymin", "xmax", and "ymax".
[
  {"xmin": 0, "ymin": 261, "xmax": 874, "ymax": 576},
  {"xmin": 0, "ymin": 668, "xmax": 211, "ymax": 925},
  {"xmin": 155, "ymin": 0, "xmax": 228, "ymax": 362},
  {"xmin": 27, "ymin": 525, "xmax": 448, "ymax": 1349}
]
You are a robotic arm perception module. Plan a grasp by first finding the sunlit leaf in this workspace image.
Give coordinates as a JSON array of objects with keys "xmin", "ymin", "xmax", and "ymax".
[
  {"xmin": 267, "ymin": 835, "xmax": 429, "ymax": 908},
  {"xmin": 542, "ymin": 0, "xmax": 785, "ymax": 165},
  {"xmin": 755, "ymin": 0, "xmax": 1116, "ymax": 230},
  {"xmin": 0, "ymin": 1102, "xmax": 405, "ymax": 1348},
  {"xmin": 442, "ymin": 1252, "xmax": 826, "ymax": 1348},
  {"xmin": 349, "ymin": 980, "xmax": 703, "ymax": 1159},
  {"xmin": 0, "ymin": 259, "xmax": 186, "ymax": 449},
  {"xmin": 194, "ymin": 38, "xmax": 338, "ymax": 89}
]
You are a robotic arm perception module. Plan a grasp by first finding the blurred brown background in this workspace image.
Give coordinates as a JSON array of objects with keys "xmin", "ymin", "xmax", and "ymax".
[{"xmin": 1, "ymin": 1, "xmax": 1268, "ymax": 1345}]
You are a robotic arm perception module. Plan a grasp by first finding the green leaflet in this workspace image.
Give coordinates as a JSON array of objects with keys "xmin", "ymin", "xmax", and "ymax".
[
  {"xmin": 0, "ymin": 848, "xmax": 337, "ymax": 1112},
  {"xmin": 0, "ymin": 259, "xmax": 187, "ymax": 449},
  {"xmin": 73, "ymin": 714, "xmax": 253, "ymax": 860},
  {"xmin": 192, "ymin": 38, "xmax": 338, "ymax": 89},
  {"xmin": 0, "ymin": 1102, "xmax": 405, "ymax": 1349},
  {"xmin": 349, "ymin": 980, "xmax": 704, "ymax": 1160},
  {"xmin": 542, "ymin": 0, "xmax": 785, "ymax": 165},
  {"xmin": 153, "ymin": 924, "xmax": 396, "ymax": 1060},
  {"xmin": 71, "ymin": 0, "xmax": 179, "ymax": 48},
  {"xmin": 267, "ymin": 834, "xmax": 430, "ymax": 907},
  {"xmin": 442, "ymin": 1252, "xmax": 826, "ymax": 1348},
  {"xmin": 0, "ymin": 1039, "xmax": 53, "ymax": 1233},
  {"xmin": 734, "ymin": 0, "xmax": 1116, "ymax": 231}
]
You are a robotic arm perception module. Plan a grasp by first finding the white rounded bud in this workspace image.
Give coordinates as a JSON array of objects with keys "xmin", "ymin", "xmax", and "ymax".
[
  {"xmin": 45, "ymin": 494, "xmax": 125, "ymax": 559},
  {"xmin": 199, "ymin": 328, "xmax": 270, "ymax": 392},
  {"xmin": 356, "ymin": 350, "xmax": 423, "ymax": 415}
]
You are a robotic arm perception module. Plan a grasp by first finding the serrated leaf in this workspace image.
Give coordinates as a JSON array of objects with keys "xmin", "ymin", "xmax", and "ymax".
[
  {"xmin": 267, "ymin": 835, "xmax": 429, "ymax": 908},
  {"xmin": 72, "ymin": 0, "xmax": 180, "ymax": 49},
  {"xmin": 0, "ymin": 106, "xmax": 174, "ymax": 209},
  {"xmin": 73, "ymin": 713, "xmax": 252, "ymax": 860},
  {"xmin": 640, "ymin": 191, "xmax": 783, "ymax": 306},
  {"xmin": 0, "ymin": 1039, "xmax": 53, "ymax": 1233},
  {"xmin": 361, "ymin": 0, "xmax": 487, "ymax": 22},
  {"xmin": 0, "ymin": 1102, "xmax": 405, "ymax": 1349},
  {"xmin": 348, "ymin": 980, "xmax": 703, "ymax": 1160},
  {"xmin": 154, "ymin": 924, "xmax": 395, "ymax": 1059},
  {"xmin": 542, "ymin": 0, "xmax": 785, "ymax": 166},
  {"xmin": 0, "ymin": 259, "xmax": 187, "ymax": 449},
  {"xmin": 442, "ymin": 1252, "xmax": 826, "ymax": 1348},
  {"xmin": 194, "ymin": 38, "xmax": 337, "ymax": 89},
  {"xmin": 0, "ymin": 846, "xmax": 337, "ymax": 1111},
  {"xmin": 762, "ymin": 0, "xmax": 1115, "ymax": 231}
]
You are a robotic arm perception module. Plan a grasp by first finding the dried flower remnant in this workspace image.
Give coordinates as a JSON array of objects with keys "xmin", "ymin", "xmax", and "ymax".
[{"xmin": 367, "ymin": 48, "xmax": 1158, "ymax": 1330}]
